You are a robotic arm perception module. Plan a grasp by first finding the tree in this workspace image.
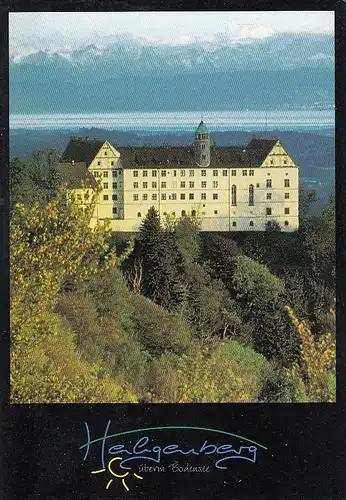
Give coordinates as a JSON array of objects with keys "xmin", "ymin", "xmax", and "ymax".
[
  {"xmin": 30, "ymin": 147, "xmax": 62, "ymax": 201},
  {"xmin": 299, "ymin": 187, "xmax": 317, "ymax": 220},
  {"xmin": 135, "ymin": 207, "xmax": 185, "ymax": 309},
  {"xmin": 281, "ymin": 306, "xmax": 336, "ymax": 402},
  {"xmin": 302, "ymin": 195, "xmax": 335, "ymax": 287},
  {"xmin": 227, "ymin": 255, "xmax": 285, "ymax": 315},
  {"xmin": 10, "ymin": 188, "xmax": 118, "ymax": 402}
]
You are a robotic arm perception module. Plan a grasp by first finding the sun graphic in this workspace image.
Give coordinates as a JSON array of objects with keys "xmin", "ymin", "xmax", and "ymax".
[{"xmin": 91, "ymin": 456, "xmax": 143, "ymax": 491}]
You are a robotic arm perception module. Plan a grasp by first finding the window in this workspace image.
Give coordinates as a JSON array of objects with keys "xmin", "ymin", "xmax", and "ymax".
[
  {"xmin": 180, "ymin": 170, "xmax": 186, "ymax": 177},
  {"xmin": 133, "ymin": 182, "xmax": 138, "ymax": 188},
  {"xmin": 113, "ymin": 182, "xmax": 118, "ymax": 189},
  {"xmin": 202, "ymin": 144, "xmax": 206, "ymax": 150},
  {"xmin": 189, "ymin": 181, "xmax": 194, "ymax": 188},
  {"xmin": 267, "ymin": 193, "xmax": 272, "ymax": 200},
  {"xmin": 189, "ymin": 170, "xmax": 195, "ymax": 177},
  {"xmin": 201, "ymin": 193, "xmax": 206, "ymax": 200},
  {"xmin": 201, "ymin": 170, "xmax": 206, "ymax": 176},
  {"xmin": 189, "ymin": 193, "xmax": 194, "ymax": 200},
  {"xmin": 152, "ymin": 182, "xmax": 157, "ymax": 188},
  {"xmin": 103, "ymin": 183, "xmax": 108, "ymax": 189},
  {"xmin": 270, "ymin": 159, "xmax": 274, "ymax": 165},
  {"xmin": 152, "ymin": 170, "xmax": 157, "ymax": 177},
  {"xmin": 266, "ymin": 179, "xmax": 272, "ymax": 188},
  {"xmin": 143, "ymin": 182, "xmax": 148, "ymax": 188},
  {"xmin": 103, "ymin": 194, "xmax": 109, "ymax": 200},
  {"xmin": 202, "ymin": 155, "xmax": 206, "ymax": 160},
  {"xmin": 256, "ymin": 183, "xmax": 260, "ymax": 188},
  {"xmin": 191, "ymin": 210, "xmax": 196, "ymax": 216},
  {"xmin": 133, "ymin": 194, "xmax": 139, "ymax": 201},
  {"xmin": 213, "ymin": 181, "xmax": 218, "ymax": 188},
  {"xmin": 285, "ymin": 207, "xmax": 290, "ymax": 215},
  {"xmin": 223, "ymin": 170, "xmax": 228, "ymax": 176},
  {"xmin": 103, "ymin": 171, "xmax": 108, "ymax": 178},
  {"xmin": 231, "ymin": 185, "xmax": 237, "ymax": 206},
  {"xmin": 161, "ymin": 193, "xmax": 166, "ymax": 200},
  {"xmin": 242, "ymin": 170, "xmax": 247, "ymax": 176},
  {"xmin": 249, "ymin": 170, "xmax": 254, "ymax": 176},
  {"xmin": 112, "ymin": 207, "xmax": 117, "ymax": 214},
  {"xmin": 231, "ymin": 170, "xmax": 236, "ymax": 176},
  {"xmin": 111, "ymin": 161, "xmax": 114, "ymax": 166},
  {"xmin": 214, "ymin": 210, "xmax": 218, "ymax": 215},
  {"xmin": 162, "ymin": 170, "xmax": 167, "ymax": 177},
  {"xmin": 161, "ymin": 181, "xmax": 166, "ymax": 188},
  {"xmin": 266, "ymin": 207, "xmax": 272, "ymax": 215},
  {"xmin": 173, "ymin": 170, "xmax": 177, "ymax": 177},
  {"xmin": 181, "ymin": 210, "xmax": 186, "ymax": 216},
  {"xmin": 112, "ymin": 194, "xmax": 117, "ymax": 201},
  {"xmin": 97, "ymin": 161, "xmax": 101, "ymax": 166},
  {"xmin": 284, "ymin": 159, "xmax": 287, "ymax": 164},
  {"xmin": 213, "ymin": 170, "xmax": 218, "ymax": 176},
  {"xmin": 232, "ymin": 221, "xmax": 237, "ymax": 227},
  {"xmin": 143, "ymin": 170, "xmax": 148, "ymax": 177},
  {"xmin": 180, "ymin": 193, "xmax": 185, "ymax": 200},
  {"xmin": 249, "ymin": 221, "xmax": 254, "ymax": 227},
  {"xmin": 284, "ymin": 221, "xmax": 289, "ymax": 226},
  {"xmin": 112, "ymin": 170, "xmax": 117, "ymax": 177},
  {"xmin": 142, "ymin": 194, "xmax": 148, "ymax": 201},
  {"xmin": 133, "ymin": 171, "xmax": 138, "ymax": 177},
  {"xmin": 285, "ymin": 192, "xmax": 290, "ymax": 199},
  {"xmin": 213, "ymin": 193, "xmax": 218, "ymax": 200},
  {"xmin": 171, "ymin": 193, "xmax": 177, "ymax": 200},
  {"xmin": 201, "ymin": 181, "xmax": 207, "ymax": 188},
  {"xmin": 181, "ymin": 181, "xmax": 186, "ymax": 188},
  {"xmin": 285, "ymin": 179, "xmax": 290, "ymax": 187},
  {"xmin": 137, "ymin": 212, "xmax": 141, "ymax": 217},
  {"xmin": 249, "ymin": 184, "xmax": 254, "ymax": 206},
  {"xmin": 94, "ymin": 171, "xmax": 100, "ymax": 177},
  {"xmin": 152, "ymin": 194, "xmax": 157, "ymax": 200}
]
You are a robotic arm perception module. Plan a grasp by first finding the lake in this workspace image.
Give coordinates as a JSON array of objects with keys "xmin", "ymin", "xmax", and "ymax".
[{"xmin": 10, "ymin": 109, "xmax": 335, "ymax": 133}]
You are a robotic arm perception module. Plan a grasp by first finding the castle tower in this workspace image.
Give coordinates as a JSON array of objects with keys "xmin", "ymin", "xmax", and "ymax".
[{"xmin": 194, "ymin": 120, "xmax": 211, "ymax": 167}]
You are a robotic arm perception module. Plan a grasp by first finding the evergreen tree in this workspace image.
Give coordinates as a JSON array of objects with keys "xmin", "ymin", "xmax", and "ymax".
[{"xmin": 137, "ymin": 207, "xmax": 185, "ymax": 309}]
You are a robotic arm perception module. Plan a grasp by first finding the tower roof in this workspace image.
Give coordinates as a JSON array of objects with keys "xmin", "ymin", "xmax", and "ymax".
[{"xmin": 195, "ymin": 120, "xmax": 209, "ymax": 134}]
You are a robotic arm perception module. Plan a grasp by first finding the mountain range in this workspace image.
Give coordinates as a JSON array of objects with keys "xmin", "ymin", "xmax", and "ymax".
[{"xmin": 10, "ymin": 33, "xmax": 334, "ymax": 113}]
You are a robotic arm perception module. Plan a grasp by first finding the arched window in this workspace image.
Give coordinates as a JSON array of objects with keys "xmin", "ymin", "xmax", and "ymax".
[
  {"xmin": 191, "ymin": 210, "xmax": 196, "ymax": 216},
  {"xmin": 249, "ymin": 184, "xmax": 254, "ymax": 206},
  {"xmin": 181, "ymin": 210, "xmax": 186, "ymax": 217},
  {"xmin": 249, "ymin": 221, "xmax": 254, "ymax": 227},
  {"xmin": 232, "ymin": 221, "xmax": 237, "ymax": 227},
  {"xmin": 137, "ymin": 212, "xmax": 141, "ymax": 217},
  {"xmin": 231, "ymin": 185, "xmax": 237, "ymax": 206}
]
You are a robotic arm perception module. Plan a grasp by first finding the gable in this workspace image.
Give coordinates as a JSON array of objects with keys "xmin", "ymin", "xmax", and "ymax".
[
  {"xmin": 88, "ymin": 141, "xmax": 121, "ymax": 170},
  {"xmin": 259, "ymin": 141, "xmax": 297, "ymax": 168}
]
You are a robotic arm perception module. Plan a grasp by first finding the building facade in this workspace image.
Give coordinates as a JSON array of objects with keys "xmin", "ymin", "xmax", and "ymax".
[{"xmin": 57, "ymin": 121, "xmax": 299, "ymax": 232}]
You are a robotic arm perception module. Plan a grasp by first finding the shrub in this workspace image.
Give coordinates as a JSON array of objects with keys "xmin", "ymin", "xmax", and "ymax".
[{"xmin": 130, "ymin": 294, "xmax": 194, "ymax": 357}]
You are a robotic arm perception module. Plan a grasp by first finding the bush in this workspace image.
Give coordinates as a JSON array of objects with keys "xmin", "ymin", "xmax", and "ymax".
[
  {"xmin": 149, "ymin": 340, "xmax": 271, "ymax": 403},
  {"xmin": 130, "ymin": 294, "xmax": 194, "ymax": 357},
  {"xmin": 10, "ymin": 313, "xmax": 137, "ymax": 403}
]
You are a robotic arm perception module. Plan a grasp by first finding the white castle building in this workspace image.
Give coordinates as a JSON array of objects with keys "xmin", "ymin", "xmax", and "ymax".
[{"xmin": 57, "ymin": 121, "xmax": 299, "ymax": 232}]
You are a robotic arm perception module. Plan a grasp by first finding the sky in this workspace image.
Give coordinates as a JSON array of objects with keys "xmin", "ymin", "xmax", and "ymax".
[{"xmin": 9, "ymin": 11, "xmax": 334, "ymax": 56}]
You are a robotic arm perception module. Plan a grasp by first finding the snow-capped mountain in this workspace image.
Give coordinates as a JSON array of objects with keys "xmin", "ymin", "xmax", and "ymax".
[{"xmin": 9, "ymin": 33, "xmax": 334, "ymax": 113}]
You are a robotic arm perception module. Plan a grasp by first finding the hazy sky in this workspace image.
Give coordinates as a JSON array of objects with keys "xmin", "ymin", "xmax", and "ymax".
[{"xmin": 9, "ymin": 11, "xmax": 334, "ymax": 55}]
